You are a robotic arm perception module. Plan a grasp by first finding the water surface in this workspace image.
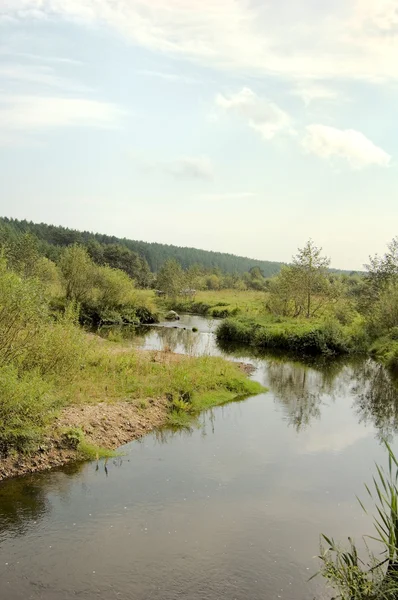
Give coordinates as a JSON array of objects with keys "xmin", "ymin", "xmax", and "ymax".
[{"xmin": 1, "ymin": 315, "xmax": 398, "ymax": 600}]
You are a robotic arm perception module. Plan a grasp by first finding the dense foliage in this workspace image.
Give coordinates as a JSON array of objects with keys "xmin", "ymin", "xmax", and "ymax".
[
  {"xmin": 0, "ymin": 249, "xmax": 262, "ymax": 457},
  {"xmin": 0, "ymin": 217, "xmax": 283, "ymax": 277}
]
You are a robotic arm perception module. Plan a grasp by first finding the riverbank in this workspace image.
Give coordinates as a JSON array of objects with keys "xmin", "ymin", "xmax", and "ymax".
[
  {"xmin": 0, "ymin": 339, "xmax": 263, "ymax": 481},
  {"xmin": 215, "ymin": 315, "xmax": 369, "ymax": 356},
  {"xmin": 0, "ymin": 392, "xmax": 168, "ymax": 481}
]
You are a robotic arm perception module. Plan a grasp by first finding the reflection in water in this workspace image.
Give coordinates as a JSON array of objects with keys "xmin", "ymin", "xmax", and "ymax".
[
  {"xmin": 153, "ymin": 326, "xmax": 202, "ymax": 355},
  {"xmin": 0, "ymin": 478, "xmax": 49, "ymax": 538},
  {"xmin": 260, "ymin": 353, "xmax": 398, "ymax": 439},
  {"xmin": 4, "ymin": 318, "xmax": 398, "ymax": 600},
  {"xmin": 352, "ymin": 360, "xmax": 398, "ymax": 441},
  {"xmin": 263, "ymin": 357, "xmax": 351, "ymax": 431},
  {"xmin": 0, "ymin": 462, "xmax": 85, "ymax": 538}
]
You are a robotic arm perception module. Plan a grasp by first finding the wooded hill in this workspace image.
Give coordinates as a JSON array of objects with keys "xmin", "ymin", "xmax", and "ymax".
[{"xmin": 0, "ymin": 217, "xmax": 284, "ymax": 277}]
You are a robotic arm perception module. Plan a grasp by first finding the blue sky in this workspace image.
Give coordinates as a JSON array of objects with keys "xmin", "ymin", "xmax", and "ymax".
[{"xmin": 0, "ymin": 0, "xmax": 397, "ymax": 269}]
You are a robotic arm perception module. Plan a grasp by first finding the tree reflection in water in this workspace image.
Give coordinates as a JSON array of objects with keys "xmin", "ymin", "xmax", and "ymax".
[
  {"xmin": 264, "ymin": 357, "xmax": 350, "ymax": 431},
  {"xmin": 351, "ymin": 359, "xmax": 398, "ymax": 441},
  {"xmin": 263, "ymin": 353, "xmax": 398, "ymax": 440},
  {"xmin": 0, "ymin": 462, "xmax": 84, "ymax": 538}
]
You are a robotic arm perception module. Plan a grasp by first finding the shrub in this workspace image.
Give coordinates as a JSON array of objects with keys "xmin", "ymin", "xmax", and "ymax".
[
  {"xmin": 23, "ymin": 305, "xmax": 88, "ymax": 378},
  {"xmin": 0, "ymin": 259, "xmax": 48, "ymax": 366},
  {"xmin": 217, "ymin": 317, "xmax": 356, "ymax": 356},
  {"xmin": 0, "ymin": 365, "xmax": 56, "ymax": 454}
]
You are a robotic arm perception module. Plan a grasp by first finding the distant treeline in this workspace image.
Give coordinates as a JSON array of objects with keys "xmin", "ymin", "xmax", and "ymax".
[{"xmin": 0, "ymin": 217, "xmax": 283, "ymax": 277}]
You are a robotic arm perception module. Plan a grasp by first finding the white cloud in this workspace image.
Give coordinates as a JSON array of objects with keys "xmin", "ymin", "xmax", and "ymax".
[
  {"xmin": 0, "ymin": 64, "xmax": 91, "ymax": 92},
  {"xmin": 292, "ymin": 84, "xmax": 343, "ymax": 106},
  {"xmin": 216, "ymin": 87, "xmax": 291, "ymax": 140},
  {"xmin": 3, "ymin": 0, "xmax": 398, "ymax": 82},
  {"xmin": 137, "ymin": 70, "xmax": 198, "ymax": 85},
  {"xmin": 4, "ymin": 52, "xmax": 84, "ymax": 66},
  {"xmin": 170, "ymin": 156, "xmax": 214, "ymax": 180},
  {"xmin": 0, "ymin": 95, "xmax": 124, "ymax": 131},
  {"xmin": 302, "ymin": 124, "xmax": 391, "ymax": 169}
]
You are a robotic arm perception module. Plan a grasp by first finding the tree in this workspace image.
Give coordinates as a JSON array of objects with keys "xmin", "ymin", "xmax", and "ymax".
[
  {"xmin": 292, "ymin": 239, "xmax": 331, "ymax": 318},
  {"xmin": 156, "ymin": 259, "xmax": 185, "ymax": 298},
  {"xmin": 268, "ymin": 266, "xmax": 300, "ymax": 317},
  {"xmin": 59, "ymin": 245, "xmax": 95, "ymax": 303},
  {"xmin": 205, "ymin": 274, "xmax": 221, "ymax": 290},
  {"xmin": 6, "ymin": 233, "xmax": 41, "ymax": 278},
  {"xmin": 268, "ymin": 240, "xmax": 336, "ymax": 318},
  {"xmin": 94, "ymin": 265, "xmax": 136, "ymax": 310},
  {"xmin": 366, "ymin": 237, "xmax": 398, "ymax": 288}
]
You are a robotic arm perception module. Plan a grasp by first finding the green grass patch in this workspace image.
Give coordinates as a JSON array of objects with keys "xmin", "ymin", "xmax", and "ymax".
[
  {"xmin": 160, "ymin": 290, "xmax": 267, "ymax": 318},
  {"xmin": 166, "ymin": 377, "xmax": 265, "ymax": 427},
  {"xmin": 61, "ymin": 427, "xmax": 118, "ymax": 460}
]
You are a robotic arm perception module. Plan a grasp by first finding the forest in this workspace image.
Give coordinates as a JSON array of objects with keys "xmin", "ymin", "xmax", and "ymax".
[{"xmin": 0, "ymin": 217, "xmax": 284, "ymax": 277}]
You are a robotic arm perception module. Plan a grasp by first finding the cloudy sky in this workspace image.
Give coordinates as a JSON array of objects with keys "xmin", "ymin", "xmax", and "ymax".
[{"xmin": 0, "ymin": 0, "xmax": 397, "ymax": 269}]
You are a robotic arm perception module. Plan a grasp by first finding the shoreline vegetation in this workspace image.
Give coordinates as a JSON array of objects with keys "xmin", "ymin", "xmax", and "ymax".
[
  {"xmin": 0, "ymin": 332, "xmax": 263, "ymax": 481},
  {"xmin": 2, "ymin": 219, "xmax": 398, "ymax": 482}
]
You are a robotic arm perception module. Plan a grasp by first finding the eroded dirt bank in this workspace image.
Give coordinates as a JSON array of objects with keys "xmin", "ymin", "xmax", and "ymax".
[{"xmin": 0, "ymin": 397, "xmax": 169, "ymax": 482}]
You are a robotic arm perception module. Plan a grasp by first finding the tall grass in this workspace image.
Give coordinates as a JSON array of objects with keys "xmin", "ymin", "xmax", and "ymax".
[{"xmin": 72, "ymin": 347, "xmax": 263, "ymax": 411}]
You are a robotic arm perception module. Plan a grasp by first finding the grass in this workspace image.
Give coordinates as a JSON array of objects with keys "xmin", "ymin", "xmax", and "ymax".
[
  {"xmin": 216, "ymin": 315, "xmax": 368, "ymax": 356},
  {"xmin": 161, "ymin": 290, "xmax": 267, "ymax": 318},
  {"xmin": 1, "ymin": 330, "xmax": 265, "ymax": 457},
  {"xmin": 61, "ymin": 427, "xmax": 118, "ymax": 460},
  {"xmin": 71, "ymin": 339, "xmax": 264, "ymax": 409},
  {"xmin": 166, "ymin": 381, "xmax": 264, "ymax": 427}
]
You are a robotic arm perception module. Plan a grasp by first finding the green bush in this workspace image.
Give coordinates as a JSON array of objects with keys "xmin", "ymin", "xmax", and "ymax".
[
  {"xmin": 217, "ymin": 317, "xmax": 357, "ymax": 356},
  {"xmin": 23, "ymin": 306, "xmax": 87, "ymax": 378},
  {"xmin": 0, "ymin": 365, "xmax": 56, "ymax": 454},
  {"xmin": 0, "ymin": 259, "xmax": 48, "ymax": 366}
]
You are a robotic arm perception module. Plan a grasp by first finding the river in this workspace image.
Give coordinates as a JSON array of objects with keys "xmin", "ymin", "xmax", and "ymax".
[{"xmin": 1, "ymin": 314, "xmax": 398, "ymax": 600}]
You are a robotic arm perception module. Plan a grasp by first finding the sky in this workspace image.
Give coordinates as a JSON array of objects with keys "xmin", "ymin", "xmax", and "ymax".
[{"xmin": 0, "ymin": 1, "xmax": 397, "ymax": 270}]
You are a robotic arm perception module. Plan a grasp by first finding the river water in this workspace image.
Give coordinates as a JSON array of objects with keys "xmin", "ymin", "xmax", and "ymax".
[{"xmin": 1, "ymin": 315, "xmax": 398, "ymax": 600}]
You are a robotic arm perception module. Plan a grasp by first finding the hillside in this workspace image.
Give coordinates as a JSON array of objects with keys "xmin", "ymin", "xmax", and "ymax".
[{"xmin": 0, "ymin": 217, "xmax": 284, "ymax": 277}]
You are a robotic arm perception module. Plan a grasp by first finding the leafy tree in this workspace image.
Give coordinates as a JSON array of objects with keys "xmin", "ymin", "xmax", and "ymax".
[
  {"xmin": 268, "ymin": 266, "xmax": 300, "ymax": 317},
  {"xmin": 268, "ymin": 240, "xmax": 337, "ymax": 318},
  {"xmin": 156, "ymin": 259, "xmax": 185, "ymax": 298},
  {"xmin": 86, "ymin": 240, "xmax": 105, "ymax": 265},
  {"xmin": 0, "ymin": 258, "xmax": 47, "ymax": 366},
  {"xmin": 366, "ymin": 237, "xmax": 398, "ymax": 288},
  {"xmin": 206, "ymin": 274, "xmax": 221, "ymax": 290},
  {"xmin": 292, "ymin": 239, "xmax": 331, "ymax": 318},
  {"xmin": 6, "ymin": 233, "xmax": 41, "ymax": 278},
  {"xmin": 59, "ymin": 245, "xmax": 95, "ymax": 303},
  {"xmin": 94, "ymin": 265, "xmax": 136, "ymax": 310}
]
